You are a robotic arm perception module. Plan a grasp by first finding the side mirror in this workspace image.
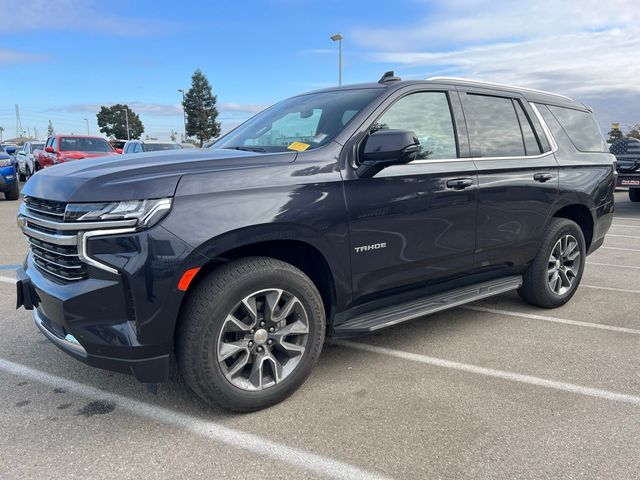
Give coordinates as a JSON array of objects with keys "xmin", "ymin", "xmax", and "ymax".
[
  {"xmin": 357, "ymin": 129, "xmax": 420, "ymax": 178},
  {"xmin": 115, "ymin": 148, "xmax": 123, "ymax": 154},
  {"xmin": 45, "ymin": 146, "xmax": 54, "ymax": 153}
]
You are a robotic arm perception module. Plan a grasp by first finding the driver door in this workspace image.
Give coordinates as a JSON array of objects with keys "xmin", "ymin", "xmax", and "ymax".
[{"xmin": 343, "ymin": 88, "xmax": 478, "ymax": 301}]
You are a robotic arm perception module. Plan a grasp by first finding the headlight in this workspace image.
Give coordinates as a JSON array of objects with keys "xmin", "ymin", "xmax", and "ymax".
[
  {"xmin": 64, "ymin": 198, "xmax": 172, "ymax": 227},
  {"xmin": 0, "ymin": 159, "xmax": 13, "ymax": 167}
]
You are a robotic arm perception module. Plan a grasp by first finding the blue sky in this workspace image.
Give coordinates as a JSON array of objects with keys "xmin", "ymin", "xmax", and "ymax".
[{"xmin": 1, "ymin": 0, "xmax": 639, "ymax": 140}]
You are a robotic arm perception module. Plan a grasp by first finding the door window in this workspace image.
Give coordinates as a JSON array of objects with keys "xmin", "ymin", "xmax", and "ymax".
[
  {"xmin": 371, "ymin": 91, "xmax": 457, "ymax": 160},
  {"xmin": 464, "ymin": 94, "xmax": 526, "ymax": 157},
  {"xmin": 514, "ymin": 101, "xmax": 542, "ymax": 156}
]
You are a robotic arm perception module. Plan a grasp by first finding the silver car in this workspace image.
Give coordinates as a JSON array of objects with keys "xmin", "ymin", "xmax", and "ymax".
[{"xmin": 16, "ymin": 141, "xmax": 44, "ymax": 181}]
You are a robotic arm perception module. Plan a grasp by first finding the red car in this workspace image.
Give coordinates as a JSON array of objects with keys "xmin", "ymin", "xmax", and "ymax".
[{"xmin": 39, "ymin": 135, "xmax": 120, "ymax": 168}]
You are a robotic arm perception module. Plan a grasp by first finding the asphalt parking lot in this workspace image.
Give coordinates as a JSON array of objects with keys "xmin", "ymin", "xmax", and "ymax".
[{"xmin": 0, "ymin": 190, "xmax": 638, "ymax": 480}]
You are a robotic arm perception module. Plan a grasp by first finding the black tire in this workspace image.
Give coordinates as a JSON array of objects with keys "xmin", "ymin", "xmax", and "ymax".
[
  {"xmin": 518, "ymin": 218, "xmax": 586, "ymax": 308},
  {"xmin": 18, "ymin": 170, "xmax": 26, "ymax": 182},
  {"xmin": 630, "ymin": 189, "xmax": 640, "ymax": 202},
  {"xmin": 4, "ymin": 181, "xmax": 20, "ymax": 201},
  {"xmin": 176, "ymin": 256, "xmax": 325, "ymax": 412}
]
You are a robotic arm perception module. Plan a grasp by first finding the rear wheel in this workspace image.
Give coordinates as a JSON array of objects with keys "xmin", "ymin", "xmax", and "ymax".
[
  {"xmin": 4, "ymin": 182, "xmax": 19, "ymax": 201},
  {"xmin": 18, "ymin": 169, "xmax": 26, "ymax": 182},
  {"xmin": 519, "ymin": 218, "xmax": 586, "ymax": 308},
  {"xmin": 177, "ymin": 256, "xmax": 325, "ymax": 412},
  {"xmin": 630, "ymin": 189, "xmax": 640, "ymax": 202}
]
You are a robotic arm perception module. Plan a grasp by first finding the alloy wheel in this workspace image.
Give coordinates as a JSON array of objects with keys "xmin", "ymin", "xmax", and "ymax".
[
  {"xmin": 547, "ymin": 234, "xmax": 581, "ymax": 295},
  {"xmin": 216, "ymin": 288, "xmax": 309, "ymax": 391}
]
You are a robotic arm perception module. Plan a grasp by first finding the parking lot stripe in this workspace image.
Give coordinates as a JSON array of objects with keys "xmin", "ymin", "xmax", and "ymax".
[
  {"xmin": 330, "ymin": 340, "xmax": 640, "ymax": 407},
  {"xmin": 606, "ymin": 234, "xmax": 640, "ymax": 239},
  {"xmin": 581, "ymin": 284, "xmax": 640, "ymax": 294},
  {"xmin": 601, "ymin": 246, "xmax": 640, "ymax": 253},
  {"xmin": 587, "ymin": 261, "xmax": 640, "ymax": 270},
  {"xmin": 0, "ymin": 276, "xmax": 14, "ymax": 285},
  {"xmin": 0, "ymin": 358, "xmax": 392, "ymax": 480},
  {"xmin": 461, "ymin": 305, "xmax": 640, "ymax": 335},
  {"xmin": 611, "ymin": 224, "xmax": 640, "ymax": 229}
]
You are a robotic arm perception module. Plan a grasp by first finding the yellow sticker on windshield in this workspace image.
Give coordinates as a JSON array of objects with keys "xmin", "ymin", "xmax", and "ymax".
[{"xmin": 287, "ymin": 141, "xmax": 311, "ymax": 152}]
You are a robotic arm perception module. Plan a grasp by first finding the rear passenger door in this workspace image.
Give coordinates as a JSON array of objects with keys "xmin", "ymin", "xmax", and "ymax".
[{"xmin": 458, "ymin": 89, "xmax": 559, "ymax": 268}]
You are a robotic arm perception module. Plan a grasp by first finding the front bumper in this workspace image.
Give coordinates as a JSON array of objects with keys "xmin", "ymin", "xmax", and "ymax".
[{"xmin": 16, "ymin": 223, "xmax": 204, "ymax": 383}]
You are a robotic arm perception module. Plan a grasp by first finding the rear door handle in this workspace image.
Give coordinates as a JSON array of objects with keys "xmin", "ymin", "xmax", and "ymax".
[
  {"xmin": 446, "ymin": 178, "xmax": 474, "ymax": 190},
  {"xmin": 533, "ymin": 173, "xmax": 553, "ymax": 183}
]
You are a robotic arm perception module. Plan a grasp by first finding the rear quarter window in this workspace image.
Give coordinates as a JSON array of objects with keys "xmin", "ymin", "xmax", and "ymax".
[{"xmin": 546, "ymin": 105, "xmax": 607, "ymax": 153}]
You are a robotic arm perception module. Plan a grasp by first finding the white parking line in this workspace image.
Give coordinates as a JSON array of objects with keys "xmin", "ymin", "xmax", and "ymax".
[
  {"xmin": 587, "ymin": 261, "xmax": 640, "ymax": 270},
  {"xmin": 611, "ymin": 224, "xmax": 640, "ymax": 229},
  {"xmin": 0, "ymin": 358, "xmax": 392, "ymax": 480},
  {"xmin": 581, "ymin": 284, "xmax": 640, "ymax": 294},
  {"xmin": 601, "ymin": 246, "xmax": 640, "ymax": 253},
  {"xmin": 331, "ymin": 340, "xmax": 640, "ymax": 407},
  {"xmin": 606, "ymin": 234, "xmax": 640, "ymax": 239},
  {"xmin": 461, "ymin": 305, "xmax": 640, "ymax": 335},
  {"xmin": 0, "ymin": 276, "xmax": 14, "ymax": 284}
]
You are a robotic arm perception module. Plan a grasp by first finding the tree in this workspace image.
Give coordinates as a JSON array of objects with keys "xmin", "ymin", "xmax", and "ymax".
[
  {"xmin": 607, "ymin": 124, "xmax": 624, "ymax": 144},
  {"xmin": 628, "ymin": 126, "xmax": 640, "ymax": 140},
  {"xmin": 96, "ymin": 104, "xmax": 144, "ymax": 139},
  {"xmin": 0, "ymin": 126, "xmax": 3, "ymax": 142},
  {"xmin": 183, "ymin": 69, "xmax": 221, "ymax": 146},
  {"xmin": 47, "ymin": 120, "xmax": 54, "ymax": 136}
]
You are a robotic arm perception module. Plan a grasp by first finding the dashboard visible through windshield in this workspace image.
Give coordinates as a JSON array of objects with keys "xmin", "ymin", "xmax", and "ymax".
[{"xmin": 212, "ymin": 88, "xmax": 382, "ymax": 153}]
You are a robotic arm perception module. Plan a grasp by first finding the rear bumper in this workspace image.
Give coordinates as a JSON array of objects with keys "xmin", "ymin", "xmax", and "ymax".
[
  {"xmin": 617, "ymin": 174, "xmax": 640, "ymax": 188},
  {"xmin": 588, "ymin": 199, "xmax": 614, "ymax": 255}
]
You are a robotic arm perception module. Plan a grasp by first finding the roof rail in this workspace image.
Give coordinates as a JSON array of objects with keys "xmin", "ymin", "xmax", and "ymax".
[{"xmin": 427, "ymin": 77, "xmax": 573, "ymax": 101}]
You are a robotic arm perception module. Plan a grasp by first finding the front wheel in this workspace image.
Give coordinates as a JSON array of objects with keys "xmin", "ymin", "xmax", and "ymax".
[
  {"xmin": 4, "ymin": 182, "xmax": 19, "ymax": 201},
  {"xmin": 519, "ymin": 218, "xmax": 586, "ymax": 308},
  {"xmin": 630, "ymin": 189, "xmax": 640, "ymax": 202},
  {"xmin": 177, "ymin": 256, "xmax": 325, "ymax": 412}
]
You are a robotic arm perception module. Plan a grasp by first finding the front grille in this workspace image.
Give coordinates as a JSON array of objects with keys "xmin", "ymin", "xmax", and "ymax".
[
  {"xmin": 28, "ymin": 237, "xmax": 87, "ymax": 282},
  {"xmin": 24, "ymin": 196, "xmax": 67, "ymax": 220}
]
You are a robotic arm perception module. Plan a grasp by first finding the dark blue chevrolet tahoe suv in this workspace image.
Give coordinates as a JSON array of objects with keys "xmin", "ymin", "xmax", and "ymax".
[{"xmin": 16, "ymin": 74, "xmax": 615, "ymax": 411}]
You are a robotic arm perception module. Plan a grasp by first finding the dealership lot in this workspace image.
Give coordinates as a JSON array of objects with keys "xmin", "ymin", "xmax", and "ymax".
[{"xmin": 0, "ymin": 191, "xmax": 638, "ymax": 480}]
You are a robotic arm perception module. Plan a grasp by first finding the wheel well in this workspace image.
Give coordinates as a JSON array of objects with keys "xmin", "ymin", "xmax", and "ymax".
[
  {"xmin": 552, "ymin": 204, "xmax": 593, "ymax": 248},
  {"xmin": 186, "ymin": 240, "xmax": 336, "ymax": 320}
]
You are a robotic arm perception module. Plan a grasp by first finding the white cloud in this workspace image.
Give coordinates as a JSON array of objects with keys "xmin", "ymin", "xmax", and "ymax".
[
  {"xmin": 0, "ymin": 49, "xmax": 49, "ymax": 64},
  {"xmin": 0, "ymin": 0, "xmax": 180, "ymax": 36},
  {"xmin": 349, "ymin": 0, "xmax": 640, "ymax": 127},
  {"xmin": 47, "ymin": 101, "xmax": 268, "ymax": 117}
]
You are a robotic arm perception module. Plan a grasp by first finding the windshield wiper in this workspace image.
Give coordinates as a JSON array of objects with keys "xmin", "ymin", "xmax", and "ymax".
[{"xmin": 223, "ymin": 146, "xmax": 267, "ymax": 153}]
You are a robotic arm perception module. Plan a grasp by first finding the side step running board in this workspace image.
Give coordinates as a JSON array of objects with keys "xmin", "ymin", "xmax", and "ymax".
[{"xmin": 333, "ymin": 276, "xmax": 522, "ymax": 335}]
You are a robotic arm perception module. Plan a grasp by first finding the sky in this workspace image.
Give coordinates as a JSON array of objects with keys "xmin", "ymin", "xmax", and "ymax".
[{"xmin": 0, "ymin": 0, "xmax": 639, "ymax": 141}]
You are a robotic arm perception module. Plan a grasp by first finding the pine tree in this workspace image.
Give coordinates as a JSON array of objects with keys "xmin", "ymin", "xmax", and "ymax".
[
  {"xmin": 183, "ymin": 69, "xmax": 221, "ymax": 146},
  {"xmin": 47, "ymin": 120, "xmax": 54, "ymax": 136},
  {"xmin": 627, "ymin": 125, "xmax": 640, "ymax": 140}
]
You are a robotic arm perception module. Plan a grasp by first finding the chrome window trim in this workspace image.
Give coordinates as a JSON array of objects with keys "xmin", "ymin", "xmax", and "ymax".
[
  {"xmin": 78, "ymin": 228, "xmax": 136, "ymax": 275},
  {"xmin": 529, "ymin": 102, "xmax": 559, "ymax": 152}
]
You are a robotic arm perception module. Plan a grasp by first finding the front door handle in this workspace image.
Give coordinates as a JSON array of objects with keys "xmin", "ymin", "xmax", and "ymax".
[
  {"xmin": 446, "ymin": 178, "xmax": 474, "ymax": 190},
  {"xmin": 533, "ymin": 173, "xmax": 553, "ymax": 183}
]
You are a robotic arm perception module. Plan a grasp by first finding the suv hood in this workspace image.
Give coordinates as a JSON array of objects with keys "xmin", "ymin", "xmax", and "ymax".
[{"xmin": 22, "ymin": 148, "xmax": 297, "ymax": 202}]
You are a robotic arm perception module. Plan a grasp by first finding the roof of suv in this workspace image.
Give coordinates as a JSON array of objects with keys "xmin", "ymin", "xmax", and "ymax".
[{"xmin": 307, "ymin": 73, "xmax": 585, "ymax": 110}]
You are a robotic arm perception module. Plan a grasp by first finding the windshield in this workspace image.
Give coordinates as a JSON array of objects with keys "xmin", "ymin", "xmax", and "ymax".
[
  {"xmin": 213, "ymin": 88, "xmax": 382, "ymax": 152},
  {"xmin": 32, "ymin": 143, "xmax": 44, "ymax": 150},
  {"xmin": 144, "ymin": 143, "xmax": 182, "ymax": 152},
  {"xmin": 60, "ymin": 137, "xmax": 112, "ymax": 152}
]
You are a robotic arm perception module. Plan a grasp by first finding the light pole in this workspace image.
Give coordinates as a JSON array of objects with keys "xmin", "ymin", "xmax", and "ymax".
[
  {"xmin": 84, "ymin": 118, "xmax": 90, "ymax": 135},
  {"xmin": 178, "ymin": 88, "xmax": 187, "ymax": 141},
  {"xmin": 120, "ymin": 109, "xmax": 130, "ymax": 140},
  {"xmin": 330, "ymin": 33, "xmax": 343, "ymax": 86}
]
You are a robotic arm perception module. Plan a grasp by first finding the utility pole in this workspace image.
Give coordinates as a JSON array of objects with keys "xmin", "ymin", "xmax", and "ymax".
[
  {"xmin": 84, "ymin": 118, "xmax": 90, "ymax": 135},
  {"xmin": 178, "ymin": 88, "xmax": 187, "ymax": 141},
  {"xmin": 121, "ymin": 109, "xmax": 130, "ymax": 140},
  {"xmin": 330, "ymin": 33, "xmax": 343, "ymax": 86},
  {"xmin": 15, "ymin": 104, "xmax": 24, "ymax": 139},
  {"xmin": 34, "ymin": 127, "xmax": 38, "ymax": 140}
]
